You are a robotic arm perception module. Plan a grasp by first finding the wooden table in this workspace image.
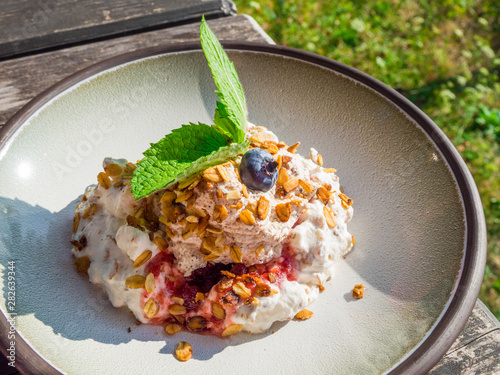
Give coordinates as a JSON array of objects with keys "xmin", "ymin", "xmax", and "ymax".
[{"xmin": 0, "ymin": 1, "xmax": 499, "ymax": 373}]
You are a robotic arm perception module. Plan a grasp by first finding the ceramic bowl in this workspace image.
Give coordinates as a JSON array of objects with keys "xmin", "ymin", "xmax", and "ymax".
[{"xmin": 0, "ymin": 43, "xmax": 486, "ymax": 374}]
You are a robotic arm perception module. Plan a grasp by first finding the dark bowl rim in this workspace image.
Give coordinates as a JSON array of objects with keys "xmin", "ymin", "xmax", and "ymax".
[{"xmin": 0, "ymin": 41, "xmax": 487, "ymax": 375}]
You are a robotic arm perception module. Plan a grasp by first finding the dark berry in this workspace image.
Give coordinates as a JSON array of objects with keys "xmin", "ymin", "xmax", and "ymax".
[
  {"xmin": 185, "ymin": 262, "xmax": 233, "ymax": 293},
  {"xmin": 176, "ymin": 284, "xmax": 199, "ymax": 310},
  {"xmin": 239, "ymin": 149, "xmax": 279, "ymax": 192},
  {"xmin": 230, "ymin": 263, "xmax": 248, "ymax": 276}
]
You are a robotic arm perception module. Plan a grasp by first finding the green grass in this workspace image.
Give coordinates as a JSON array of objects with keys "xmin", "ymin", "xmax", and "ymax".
[{"xmin": 234, "ymin": 0, "xmax": 500, "ymax": 318}]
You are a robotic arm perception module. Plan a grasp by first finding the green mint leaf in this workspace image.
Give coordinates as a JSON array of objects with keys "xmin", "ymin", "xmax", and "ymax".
[
  {"xmin": 213, "ymin": 101, "xmax": 236, "ymax": 140},
  {"xmin": 131, "ymin": 123, "xmax": 227, "ymax": 199},
  {"xmin": 130, "ymin": 18, "xmax": 251, "ymax": 200},
  {"xmin": 200, "ymin": 17, "xmax": 247, "ymax": 143},
  {"xmin": 177, "ymin": 140, "xmax": 249, "ymax": 182}
]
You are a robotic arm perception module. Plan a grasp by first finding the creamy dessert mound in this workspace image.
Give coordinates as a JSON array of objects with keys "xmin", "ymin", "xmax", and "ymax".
[{"xmin": 70, "ymin": 124, "xmax": 354, "ymax": 337}]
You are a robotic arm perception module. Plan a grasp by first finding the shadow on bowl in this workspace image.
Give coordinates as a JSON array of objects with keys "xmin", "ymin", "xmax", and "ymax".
[{"xmin": 0, "ymin": 195, "xmax": 284, "ymax": 363}]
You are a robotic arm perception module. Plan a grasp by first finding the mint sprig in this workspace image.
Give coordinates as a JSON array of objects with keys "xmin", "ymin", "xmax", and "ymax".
[
  {"xmin": 200, "ymin": 18, "xmax": 247, "ymax": 143},
  {"xmin": 131, "ymin": 17, "xmax": 249, "ymax": 200}
]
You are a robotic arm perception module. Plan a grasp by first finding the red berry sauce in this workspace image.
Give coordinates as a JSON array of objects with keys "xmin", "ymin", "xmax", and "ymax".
[{"xmin": 139, "ymin": 248, "xmax": 299, "ymax": 337}]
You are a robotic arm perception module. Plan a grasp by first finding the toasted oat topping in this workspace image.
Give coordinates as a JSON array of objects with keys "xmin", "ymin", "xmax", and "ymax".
[
  {"xmin": 287, "ymin": 142, "xmax": 300, "ymax": 153},
  {"xmin": 145, "ymin": 273, "xmax": 155, "ymax": 293},
  {"xmin": 74, "ymin": 256, "xmax": 90, "ymax": 273},
  {"xmin": 70, "ymin": 235, "xmax": 87, "ymax": 251},
  {"xmin": 316, "ymin": 154, "xmax": 324, "ymax": 166},
  {"xmin": 230, "ymin": 245, "xmax": 243, "ymax": 263},
  {"xmin": 133, "ymin": 250, "xmax": 152, "ymax": 268},
  {"xmin": 323, "ymin": 167, "xmax": 337, "ymax": 173},
  {"xmin": 187, "ymin": 316, "xmax": 207, "ymax": 331},
  {"xmin": 256, "ymin": 196, "xmax": 270, "ymax": 220},
  {"xmin": 222, "ymin": 324, "xmax": 243, "ymax": 337},
  {"xmin": 294, "ymin": 309, "xmax": 313, "ymax": 320},
  {"xmin": 168, "ymin": 304, "xmax": 187, "ymax": 315},
  {"xmin": 298, "ymin": 179, "xmax": 314, "ymax": 194},
  {"xmin": 226, "ymin": 189, "xmax": 241, "ymax": 200},
  {"xmin": 241, "ymin": 184, "xmax": 249, "ymax": 198},
  {"xmin": 172, "ymin": 296, "xmax": 185, "ymax": 305},
  {"xmin": 212, "ymin": 303, "xmax": 226, "ymax": 320},
  {"xmin": 339, "ymin": 193, "xmax": 354, "ymax": 209},
  {"xmin": 82, "ymin": 203, "xmax": 98, "ymax": 219},
  {"xmin": 72, "ymin": 212, "xmax": 80, "ymax": 233},
  {"xmin": 323, "ymin": 206, "xmax": 337, "ymax": 228},
  {"xmin": 216, "ymin": 164, "xmax": 231, "ymax": 182},
  {"xmin": 125, "ymin": 275, "xmax": 146, "ymax": 289},
  {"xmin": 232, "ymin": 282, "xmax": 252, "ymax": 299},
  {"xmin": 317, "ymin": 187, "xmax": 332, "ymax": 204},
  {"xmin": 175, "ymin": 190, "xmax": 193, "ymax": 203},
  {"xmin": 104, "ymin": 163, "xmax": 123, "ymax": 176},
  {"xmin": 352, "ymin": 284, "xmax": 365, "ymax": 299},
  {"xmin": 97, "ymin": 172, "xmax": 112, "ymax": 189},
  {"xmin": 165, "ymin": 324, "xmax": 181, "ymax": 335},
  {"xmin": 239, "ymin": 209, "xmax": 256, "ymax": 226},
  {"xmin": 268, "ymin": 272, "xmax": 277, "ymax": 283},
  {"xmin": 202, "ymin": 166, "xmax": 222, "ymax": 183},
  {"xmin": 175, "ymin": 341, "xmax": 192, "ymax": 361},
  {"xmin": 213, "ymin": 204, "xmax": 228, "ymax": 223},
  {"xmin": 178, "ymin": 175, "xmax": 200, "ymax": 190},
  {"xmin": 143, "ymin": 298, "xmax": 159, "ymax": 319},
  {"xmin": 255, "ymin": 245, "xmax": 265, "ymax": 257},
  {"xmin": 255, "ymin": 283, "xmax": 271, "ymax": 297},
  {"xmin": 283, "ymin": 177, "xmax": 299, "ymax": 193},
  {"xmin": 275, "ymin": 202, "xmax": 291, "ymax": 222},
  {"xmin": 277, "ymin": 167, "xmax": 289, "ymax": 186}
]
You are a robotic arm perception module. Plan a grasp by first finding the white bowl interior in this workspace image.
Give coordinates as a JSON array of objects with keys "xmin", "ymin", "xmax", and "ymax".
[{"xmin": 0, "ymin": 51, "xmax": 464, "ymax": 374}]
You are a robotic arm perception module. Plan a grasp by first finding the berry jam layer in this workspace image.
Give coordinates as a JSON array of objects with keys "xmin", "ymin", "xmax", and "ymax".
[
  {"xmin": 143, "ymin": 250, "xmax": 298, "ymax": 337},
  {"xmin": 71, "ymin": 125, "xmax": 354, "ymax": 336}
]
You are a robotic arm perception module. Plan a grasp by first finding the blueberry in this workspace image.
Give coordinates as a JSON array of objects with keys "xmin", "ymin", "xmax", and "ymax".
[{"xmin": 239, "ymin": 148, "xmax": 279, "ymax": 192}]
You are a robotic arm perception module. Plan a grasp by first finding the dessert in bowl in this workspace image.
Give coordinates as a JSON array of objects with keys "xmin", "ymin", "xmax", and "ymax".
[
  {"xmin": 0, "ymin": 18, "xmax": 485, "ymax": 375},
  {"xmin": 71, "ymin": 126, "xmax": 354, "ymax": 337},
  {"xmin": 70, "ymin": 20, "xmax": 354, "ymax": 339}
]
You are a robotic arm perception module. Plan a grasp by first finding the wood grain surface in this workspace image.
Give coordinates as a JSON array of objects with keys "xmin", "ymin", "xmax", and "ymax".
[
  {"xmin": 429, "ymin": 300, "xmax": 500, "ymax": 374},
  {"xmin": 0, "ymin": 0, "xmax": 236, "ymax": 59},
  {"xmin": 0, "ymin": 15, "xmax": 271, "ymax": 130},
  {"xmin": 0, "ymin": 11, "xmax": 499, "ymax": 375}
]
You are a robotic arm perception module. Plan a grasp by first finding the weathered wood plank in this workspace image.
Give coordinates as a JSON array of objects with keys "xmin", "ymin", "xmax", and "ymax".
[
  {"xmin": 428, "ymin": 301, "xmax": 500, "ymax": 373},
  {"xmin": 0, "ymin": 15, "xmax": 271, "ymax": 128},
  {"xmin": 447, "ymin": 300, "xmax": 500, "ymax": 353},
  {"xmin": 428, "ymin": 329, "xmax": 500, "ymax": 374},
  {"xmin": 0, "ymin": 0, "xmax": 236, "ymax": 59}
]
